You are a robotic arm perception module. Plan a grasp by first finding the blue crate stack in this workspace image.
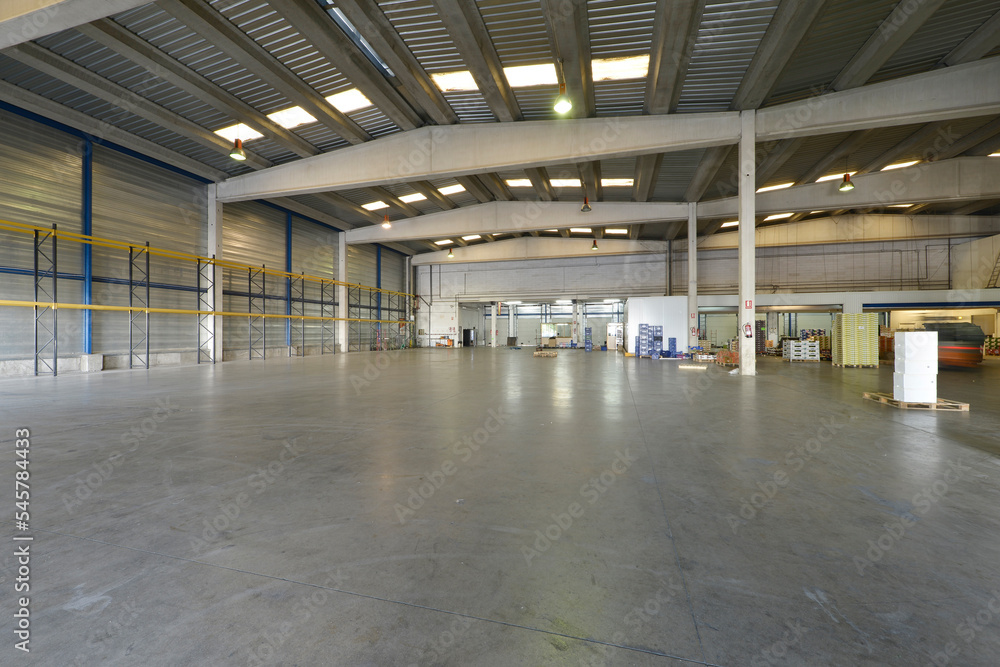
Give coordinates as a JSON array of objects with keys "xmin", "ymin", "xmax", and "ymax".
[
  {"xmin": 638, "ymin": 323, "xmax": 650, "ymax": 356},
  {"xmin": 585, "ymin": 327, "xmax": 592, "ymax": 352},
  {"xmin": 668, "ymin": 337, "xmax": 677, "ymax": 358}
]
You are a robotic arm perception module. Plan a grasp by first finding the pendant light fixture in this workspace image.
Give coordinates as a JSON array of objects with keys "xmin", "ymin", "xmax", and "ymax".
[
  {"xmin": 381, "ymin": 214, "xmax": 391, "ymax": 229},
  {"xmin": 447, "ymin": 247, "xmax": 454, "ymax": 258},
  {"xmin": 229, "ymin": 138, "xmax": 246, "ymax": 161},
  {"xmin": 554, "ymin": 83, "xmax": 572, "ymax": 114},
  {"xmin": 591, "ymin": 238, "xmax": 598, "ymax": 251},
  {"xmin": 838, "ymin": 173, "xmax": 855, "ymax": 192},
  {"xmin": 581, "ymin": 197, "xmax": 592, "ymax": 213}
]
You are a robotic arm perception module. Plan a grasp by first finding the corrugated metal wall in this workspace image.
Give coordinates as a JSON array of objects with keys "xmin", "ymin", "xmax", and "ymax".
[
  {"xmin": 347, "ymin": 244, "xmax": 378, "ymax": 286},
  {"xmin": 0, "ymin": 110, "xmax": 84, "ymax": 358},
  {"xmin": 91, "ymin": 146, "xmax": 205, "ymax": 353},
  {"xmin": 291, "ymin": 217, "xmax": 339, "ymax": 346},
  {"xmin": 222, "ymin": 202, "xmax": 287, "ymax": 352},
  {"xmin": 380, "ymin": 248, "xmax": 406, "ymax": 292},
  {"xmin": 347, "ymin": 244, "xmax": 378, "ymax": 349}
]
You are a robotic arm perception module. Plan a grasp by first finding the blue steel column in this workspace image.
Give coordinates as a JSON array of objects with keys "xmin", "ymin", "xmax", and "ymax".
[
  {"xmin": 82, "ymin": 139, "xmax": 93, "ymax": 354},
  {"xmin": 376, "ymin": 245, "xmax": 382, "ymax": 321},
  {"xmin": 285, "ymin": 211, "xmax": 292, "ymax": 346}
]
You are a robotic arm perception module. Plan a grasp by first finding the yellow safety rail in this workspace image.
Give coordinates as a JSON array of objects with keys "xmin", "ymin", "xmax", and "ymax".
[{"xmin": 0, "ymin": 218, "xmax": 416, "ymax": 299}]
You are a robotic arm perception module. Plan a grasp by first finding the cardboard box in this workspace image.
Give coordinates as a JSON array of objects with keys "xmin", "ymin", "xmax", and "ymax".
[
  {"xmin": 894, "ymin": 358, "xmax": 936, "ymax": 374},
  {"xmin": 895, "ymin": 331, "xmax": 938, "ymax": 363}
]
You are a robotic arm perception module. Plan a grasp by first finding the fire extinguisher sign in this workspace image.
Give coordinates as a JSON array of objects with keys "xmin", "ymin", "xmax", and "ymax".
[{"xmin": 745, "ymin": 300, "xmax": 753, "ymax": 309}]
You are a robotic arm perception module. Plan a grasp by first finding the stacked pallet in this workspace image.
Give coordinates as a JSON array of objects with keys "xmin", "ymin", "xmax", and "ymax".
[
  {"xmin": 985, "ymin": 335, "xmax": 999, "ymax": 356},
  {"xmin": 832, "ymin": 313, "xmax": 879, "ymax": 367},
  {"xmin": 784, "ymin": 340, "xmax": 820, "ymax": 362}
]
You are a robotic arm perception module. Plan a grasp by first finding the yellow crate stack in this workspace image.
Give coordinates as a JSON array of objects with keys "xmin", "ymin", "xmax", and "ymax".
[{"xmin": 833, "ymin": 313, "xmax": 879, "ymax": 367}]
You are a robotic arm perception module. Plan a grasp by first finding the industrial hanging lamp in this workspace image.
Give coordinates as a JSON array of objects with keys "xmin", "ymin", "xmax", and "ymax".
[
  {"xmin": 591, "ymin": 238, "xmax": 598, "ymax": 251},
  {"xmin": 581, "ymin": 197, "xmax": 592, "ymax": 213},
  {"xmin": 447, "ymin": 247, "xmax": 454, "ymax": 258},
  {"xmin": 381, "ymin": 214, "xmax": 392, "ymax": 229},
  {"xmin": 229, "ymin": 138, "xmax": 247, "ymax": 161},
  {"xmin": 838, "ymin": 173, "xmax": 855, "ymax": 192},
  {"xmin": 554, "ymin": 83, "xmax": 572, "ymax": 114}
]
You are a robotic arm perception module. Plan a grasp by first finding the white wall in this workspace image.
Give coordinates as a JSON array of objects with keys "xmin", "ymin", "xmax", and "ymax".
[
  {"xmin": 624, "ymin": 296, "xmax": 688, "ymax": 354},
  {"xmin": 952, "ymin": 234, "xmax": 1000, "ymax": 289}
]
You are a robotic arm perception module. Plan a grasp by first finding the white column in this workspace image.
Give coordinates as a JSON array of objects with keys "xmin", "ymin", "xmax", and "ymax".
[
  {"xmin": 738, "ymin": 110, "xmax": 757, "ymax": 376},
  {"xmin": 206, "ymin": 184, "xmax": 223, "ymax": 362},
  {"xmin": 338, "ymin": 233, "xmax": 348, "ymax": 352},
  {"xmin": 572, "ymin": 301, "xmax": 580, "ymax": 345},
  {"xmin": 490, "ymin": 302, "xmax": 498, "ymax": 347},
  {"xmin": 686, "ymin": 202, "xmax": 698, "ymax": 353}
]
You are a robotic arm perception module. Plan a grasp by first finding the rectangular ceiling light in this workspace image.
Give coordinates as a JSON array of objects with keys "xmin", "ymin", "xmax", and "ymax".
[
  {"xmin": 888, "ymin": 204, "xmax": 913, "ymax": 208},
  {"xmin": 326, "ymin": 89, "xmax": 373, "ymax": 114},
  {"xmin": 505, "ymin": 179, "xmax": 532, "ymax": 187},
  {"xmin": 506, "ymin": 301, "xmax": 522, "ymax": 304},
  {"xmin": 555, "ymin": 299, "xmax": 572, "ymax": 305},
  {"xmin": 810, "ymin": 211, "xmax": 825, "ymax": 214},
  {"xmin": 214, "ymin": 123, "xmax": 264, "ymax": 142},
  {"xmin": 399, "ymin": 192, "xmax": 427, "ymax": 203},
  {"xmin": 720, "ymin": 221, "xmax": 739, "ymax": 228},
  {"xmin": 431, "ymin": 70, "xmax": 479, "ymax": 92},
  {"xmin": 604, "ymin": 298, "xmax": 619, "ymax": 303},
  {"xmin": 462, "ymin": 234, "xmax": 481, "ymax": 241},
  {"xmin": 267, "ymin": 106, "xmax": 317, "ymax": 129},
  {"xmin": 591, "ymin": 55, "xmax": 649, "ymax": 81},
  {"xmin": 504, "ymin": 63, "xmax": 557, "ymax": 87},
  {"xmin": 362, "ymin": 201, "xmax": 388, "ymax": 211},
  {"xmin": 438, "ymin": 184, "xmax": 466, "ymax": 195},
  {"xmin": 601, "ymin": 178, "xmax": 634, "ymax": 187},
  {"xmin": 881, "ymin": 160, "xmax": 919, "ymax": 171},
  {"xmin": 816, "ymin": 171, "xmax": 856, "ymax": 183},
  {"xmin": 756, "ymin": 182, "xmax": 794, "ymax": 193},
  {"xmin": 990, "ymin": 152, "xmax": 1000, "ymax": 157},
  {"xmin": 544, "ymin": 229, "xmax": 559, "ymax": 232},
  {"xmin": 550, "ymin": 178, "xmax": 582, "ymax": 187},
  {"xmin": 569, "ymin": 227, "xmax": 592, "ymax": 233},
  {"xmin": 764, "ymin": 213, "xmax": 793, "ymax": 221},
  {"xmin": 434, "ymin": 239, "xmax": 454, "ymax": 245},
  {"xmin": 604, "ymin": 228, "xmax": 629, "ymax": 234}
]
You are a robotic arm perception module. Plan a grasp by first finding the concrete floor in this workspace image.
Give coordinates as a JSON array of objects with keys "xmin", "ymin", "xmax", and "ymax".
[{"xmin": 2, "ymin": 349, "xmax": 1000, "ymax": 666}]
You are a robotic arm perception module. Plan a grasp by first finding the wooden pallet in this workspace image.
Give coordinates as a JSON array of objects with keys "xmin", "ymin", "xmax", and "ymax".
[
  {"xmin": 788, "ymin": 358, "xmax": 820, "ymax": 362},
  {"xmin": 862, "ymin": 392, "xmax": 969, "ymax": 411},
  {"xmin": 533, "ymin": 350, "xmax": 557, "ymax": 358},
  {"xmin": 834, "ymin": 363, "xmax": 879, "ymax": 368}
]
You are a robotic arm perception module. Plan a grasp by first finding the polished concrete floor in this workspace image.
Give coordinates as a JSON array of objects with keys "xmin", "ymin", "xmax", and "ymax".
[{"xmin": 2, "ymin": 349, "xmax": 1000, "ymax": 666}]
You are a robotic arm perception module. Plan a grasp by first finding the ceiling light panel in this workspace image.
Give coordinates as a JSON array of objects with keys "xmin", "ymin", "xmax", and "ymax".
[
  {"xmin": 764, "ymin": 213, "xmax": 793, "ymax": 221},
  {"xmin": 435, "ymin": 239, "xmax": 454, "ymax": 245},
  {"xmin": 362, "ymin": 201, "xmax": 388, "ymax": 211},
  {"xmin": 601, "ymin": 178, "xmax": 634, "ymax": 187},
  {"xmin": 504, "ymin": 63, "xmax": 558, "ymax": 87},
  {"xmin": 816, "ymin": 172, "xmax": 856, "ymax": 183},
  {"xmin": 591, "ymin": 55, "xmax": 650, "ymax": 81},
  {"xmin": 882, "ymin": 161, "xmax": 920, "ymax": 171},
  {"xmin": 604, "ymin": 228, "xmax": 629, "ymax": 234},
  {"xmin": 550, "ymin": 179, "xmax": 582, "ymax": 187},
  {"xmin": 505, "ymin": 179, "xmax": 533, "ymax": 187},
  {"xmin": 756, "ymin": 182, "xmax": 794, "ymax": 193},
  {"xmin": 326, "ymin": 89, "xmax": 373, "ymax": 114},
  {"xmin": 214, "ymin": 123, "xmax": 264, "ymax": 143},
  {"xmin": 398, "ymin": 193, "xmax": 427, "ymax": 203},
  {"xmin": 267, "ymin": 106, "xmax": 317, "ymax": 130},
  {"xmin": 569, "ymin": 228, "xmax": 592, "ymax": 233},
  {"xmin": 438, "ymin": 184, "xmax": 466, "ymax": 195}
]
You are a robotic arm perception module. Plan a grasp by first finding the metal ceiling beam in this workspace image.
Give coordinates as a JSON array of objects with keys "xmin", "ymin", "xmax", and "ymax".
[
  {"xmin": 77, "ymin": 19, "xmax": 319, "ymax": 159},
  {"xmin": 755, "ymin": 138, "xmax": 805, "ymax": 188},
  {"xmin": 478, "ymin": 173, "xmax": 514, "ymax": 201},
  {"xmin": 632, "ymin": 0, "xmax": 705, "ymax": 201},
  {"xmin": 858, "ymin": 122, "xmax": 947, "ymax": 175},
  {"xmin": 663, "ymin": 220, "xmax": 685, "ymax": 240},
  {"xmin": 646, "ymin": 0, "xmax": 706, "ymax": 114},
  {"xmin": 218, "ymin": 59, "xmax": 1000, "ymax": 202},
  {"xmin": 456, "ymin": 176, "xmax": 495, "ymax": 204},
  {"xmin": 684, "ymin": 0, "xmax": 828, "ymax": 202},
  {"xmin": 796, "ymin": 129, "xmax": 873, "ymax": 184},
  {"xmin": 697, "ymin": 156, "xmax": 1000, "ymax": 220},
  {"xmin": 578, "ymin": 161, "xmax": 602, "ymax": 203},
  {"xmin": 0, "ymin": 78, "xmax": 228, "ymax": 181},
  {"xmin": 346, "ymin": 201, "xmax": 690, "ymax": 244},
  {"xmin": 950, "ymin": 199, "xmax": 1000, "ymax": 215},
  {"xmin": 525, "ymin": 167, "xmax": 556, "ymax": 201},
  {"xmin": 967, "ymin": 133, "xmax": 1000, "ymax": 157},
  {"xmin": 410, "ymin": 181, "xmax": 457, "ymax": 210},
  {"xmin": 366, "ymin": 186, "xmax": 422, "ymax": 217},
  {"xmin": 334, "ymin": 0, "xmax": 458, "ymax": 126},
  {"xmin": 316, "ymin": 192, "xmax": 381, "ymax": 224},
  {"xmin": 940, "ymin": 9, "xmax": 1000, "ymax": 67},
  {"xmin": 831, "ymin": 0, "xmax": 948, "ymax": 91},
  {"xmin": 5, "ymin": 42, "xmax": 272, "ymax": 170},
  {"xmin": 934, "ymin": 116, "xmax": 1000, "ymax": 162},
  {"xmin": 411, "ymin": 236, "xmax": 667, "ymax": 265},
  {"xmin": 0, "ymin": 0, "xmax": 150, "ymax": 50},
  {"xmin": 270, "ymin": 0, "xmax": 422, "ymax": 131},
  {"xmin": 431, "ymin": 0, "xmax": 521, "ymax": 123},
  {"xmin": 159, "ymin": 0, "xmax": 370, "ymax": 145}
]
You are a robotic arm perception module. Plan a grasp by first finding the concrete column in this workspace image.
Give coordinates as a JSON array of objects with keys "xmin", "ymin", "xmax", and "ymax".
[
  {"xmin": 687, "ymin": 202, "xmax": 698, "ymax": 353},
  {"xmin": 738, "ymin": 110, "xmax": 757, "ymax": 376},
  {"xmin": 338, "ymin": 233, "xmax": 348, "ymax": 352},
  {"xmin": 510, "ymin": 304, "xmax": 517, "ymax": 339},
  {"xmin": 572, "ymin": 301, "xmax": 580, "ymax": 345},
  {"xmin": 206, "ymin": 184, "xmax": 223, "ymax": 362},
  {"xmin": 490, "ymin": 302, "xmax": 498, "ymax": 347},
  {"xmin": 766, "ymin": 311, "xmax": 779, "ymax": 348}
]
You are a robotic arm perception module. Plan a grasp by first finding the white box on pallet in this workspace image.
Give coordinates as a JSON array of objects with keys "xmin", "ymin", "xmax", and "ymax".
[
  {"xmin": 895, "ymin": 331, "xmax": 938, "ymax": 363},
  {"xmin": 894, "ymin": 358, "xmax": 936, "ymax": 374},
  {"xmin": 893, "ymin": 372, "xmax": 937, "ymax": 403}
]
